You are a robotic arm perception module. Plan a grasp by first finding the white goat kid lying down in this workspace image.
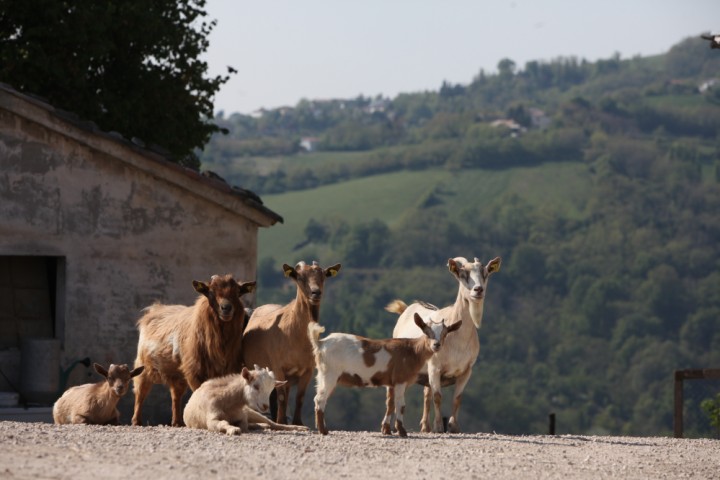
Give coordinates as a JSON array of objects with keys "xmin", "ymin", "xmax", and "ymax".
[
  {"xmin": 53, "ymin": 363, "xmax": 144, "ymax": 425},
  {"xmin": 308, "ymin": 313, "xmax": 461, "ymax": 437},
  {"xmin": 183, "ymin": 365, "xmax": 308, "ymax": 435}
]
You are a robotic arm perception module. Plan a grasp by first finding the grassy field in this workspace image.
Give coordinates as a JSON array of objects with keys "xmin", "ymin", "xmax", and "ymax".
[{"xmin": 258, "ymin": 162, "xmax": 592, "ymax": 261}]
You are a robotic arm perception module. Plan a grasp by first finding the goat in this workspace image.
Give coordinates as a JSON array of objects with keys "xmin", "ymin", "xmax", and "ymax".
[
  {"xmin": 132, "ymin": 274, "xmax": 256, "ymax": 427},
  {"xmin": 183, "ymin": 365, "xmax": 302, "ymax": 435},
  {"xmin": 242, "ymin": 260, "xmax": 341, "ymax": 426},
  {"xmin": 53, "ymin": 363, "xmax": 144, "ymax": 425},
  {"xmin": 308, "ymin": 313, "xmax": 461, "ymax": 436},
  {"xmin": 386, "ymin": 256, "xmax": 501, "ymax": 433}
]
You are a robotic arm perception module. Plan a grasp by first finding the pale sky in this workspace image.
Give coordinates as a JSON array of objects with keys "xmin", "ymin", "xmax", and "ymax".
[{"xmin": 204, "ymin": 0, "xmax": 720, "ymax": 115}]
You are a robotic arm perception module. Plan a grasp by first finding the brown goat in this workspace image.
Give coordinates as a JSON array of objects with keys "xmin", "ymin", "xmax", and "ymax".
[
  {"xmin": 132, "ymin": 274, "xmax": 256, "ymax": 427},
  {"xmin": 242, "ymin": 260, "xmax": 341, "ymax": 425},
  {"xmin": 53, "ymin": 363, "xmax": 144, "ymax": 425}
]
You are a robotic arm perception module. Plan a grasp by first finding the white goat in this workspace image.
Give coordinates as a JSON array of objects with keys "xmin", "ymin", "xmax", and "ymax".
[
  {"xmin": 53, "ymin": 363, "xmax": 144, "ymax": 425},
  {"xmin": 386, "ymin": 256, "xmax": 501, "ymax": 433},
  {"xmin": 183, "ymin": 365, "xmax": 304, "ymax": 435},
  {"xmin": 308, "ymin": 314, "xmax": 461, "ymax": 437}
]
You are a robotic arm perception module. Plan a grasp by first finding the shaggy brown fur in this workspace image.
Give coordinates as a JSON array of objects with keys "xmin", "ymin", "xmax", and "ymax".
[
  {"xmin": 132, "ymin": 274, "xmax": 255, "ymax": 427},
  {"xmin": 242, "ymin": 261, "xmax": 341, "ymax": 426}
]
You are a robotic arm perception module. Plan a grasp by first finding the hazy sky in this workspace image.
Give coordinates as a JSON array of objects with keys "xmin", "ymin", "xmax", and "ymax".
[{"xmin": 204, "ymin": 0, "xmax": 720, "ymax": 115}]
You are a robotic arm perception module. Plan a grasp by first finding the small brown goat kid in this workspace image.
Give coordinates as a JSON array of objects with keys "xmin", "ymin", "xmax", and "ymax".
[
  {"xmin": 132, "ymin": 274, "xmax": 255, "ymax": 427},
  {"xmin": 308, "ymin": 313, "xmax": 461, "ymax": 436},
  {"xmin": 242, "ymin": 261, "xmax": 341, "ymax": 426},
  {"xmin": 183, "ymin": 365, "xmax": 291, "ymax": 435},
  {"xmin": 53, "ymin": 363, "xmax": 144, "ymax": 425}
]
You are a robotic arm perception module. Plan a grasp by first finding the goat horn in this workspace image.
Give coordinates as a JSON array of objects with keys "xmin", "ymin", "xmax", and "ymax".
[
  {"xmin": 295, "ymin": 261, "xmax": 306, "ymax": 269},
  {"xmin": 312, "ymin": 260, "xmax": 319, "ymax": 266}
]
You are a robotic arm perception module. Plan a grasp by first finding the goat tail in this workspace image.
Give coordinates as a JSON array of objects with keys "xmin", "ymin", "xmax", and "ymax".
[
  {"xmin": 384, "ymin": 299, "xmax": 407, "ymax": 315},
  {"xmin": 307, "ymin": 323, "xmax": 325, "ymax": 360}
]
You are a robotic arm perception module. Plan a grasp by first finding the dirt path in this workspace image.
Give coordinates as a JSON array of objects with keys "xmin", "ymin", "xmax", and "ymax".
[{"xmin": 0, "ymin": 421, "xmax": 718, "ymax": 479}]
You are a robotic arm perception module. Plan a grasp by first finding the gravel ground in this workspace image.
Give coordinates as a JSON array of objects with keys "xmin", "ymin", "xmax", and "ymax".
[{"xmin": 0, "ymin": 421, "xmax": 718, "ymax": 479}]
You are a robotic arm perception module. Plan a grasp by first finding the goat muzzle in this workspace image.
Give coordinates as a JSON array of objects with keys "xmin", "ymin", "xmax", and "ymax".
[{"xmin": 218, "ymin": 303, "xmax": 234, "ymax": 321}]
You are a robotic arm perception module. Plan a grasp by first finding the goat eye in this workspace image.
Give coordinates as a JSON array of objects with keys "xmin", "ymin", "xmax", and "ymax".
[{"xmin": 254, "ymin": 384, "xmax": 260, "ymax": 391}]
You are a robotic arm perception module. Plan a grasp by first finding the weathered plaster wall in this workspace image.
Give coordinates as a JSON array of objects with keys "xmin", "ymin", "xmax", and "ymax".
[{"xmin": 0, "ymin": 95, "xmax": 270, "ymax": 422}]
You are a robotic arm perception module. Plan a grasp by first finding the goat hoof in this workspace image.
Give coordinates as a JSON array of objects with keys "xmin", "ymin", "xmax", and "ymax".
[{"xmin": 381, "ymin": 424, "xmax": 392, "ymax": 435}]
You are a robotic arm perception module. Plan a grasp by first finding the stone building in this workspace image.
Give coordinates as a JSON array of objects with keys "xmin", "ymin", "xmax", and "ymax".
[{"xmin": 0, "ymin": 84, "xmax": 282, "ymax": 422}]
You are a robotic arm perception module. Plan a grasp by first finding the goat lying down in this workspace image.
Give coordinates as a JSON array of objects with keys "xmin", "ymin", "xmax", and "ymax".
[
  {"xmin": 184, "ymin": 365, "xmax": 307, "ymax": 435},
  {"xmin": 53, "ymin": 363, "xmax": 144, "ymax": 425},
  {"xmin": 308, "ymin": 313, "xmax": 461, "ymax": 436}
]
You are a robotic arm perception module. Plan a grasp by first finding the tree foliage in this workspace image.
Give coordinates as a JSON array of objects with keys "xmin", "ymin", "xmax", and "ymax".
[{"xmin": 0, "ymin": 0, "xmax": 232, "ymax": 168}]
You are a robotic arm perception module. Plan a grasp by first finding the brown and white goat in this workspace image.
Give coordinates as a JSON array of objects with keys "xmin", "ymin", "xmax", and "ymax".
[
  {"xmin": 53, "ymin": 363, "xmax": 144, "ymax": 425},
  {"xmin": 242, "ymin": 261, "xmax": 341, "ymax": 426},
  {"xmin": 387, "ymin": 256, "xmax": 501, "ymax": 433},
  {"xmin": 308, "ymin": 314, "xmax": 461, "ymax": 436},
  {"xmin": 183, "ymin": 365, "xmax": 301, "ymax": 435},
  {"xmin": 132, "ymin": 274, "xmax": 256, "ymax": 427}
]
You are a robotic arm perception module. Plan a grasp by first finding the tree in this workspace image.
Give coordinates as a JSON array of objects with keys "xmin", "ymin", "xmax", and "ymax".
[
  {"xmin": 497, "ymin": 58, "xmax": 516, "ymax": 80},
  {"xmin": 0, "ymin": 0, "xmax": 233, "ymax": 169}
]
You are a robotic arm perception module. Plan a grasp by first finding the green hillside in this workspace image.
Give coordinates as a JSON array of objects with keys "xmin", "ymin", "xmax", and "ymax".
[
  {"xmin": 259, "ymin": 162, "xmax": 591, "ymax": 262},
  {"xmin": 201, "ymin": 36, "xmax": 720, "ymax": 437}
]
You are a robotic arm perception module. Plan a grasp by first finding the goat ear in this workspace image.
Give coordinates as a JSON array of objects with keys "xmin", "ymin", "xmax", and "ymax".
[
  {"xmin": 282, "ymin": 264, "xmax": 297, "ymax": 278},
  {"xmin": 130, "ymin": 366, "xmax": 145, "ymax": 378},
  {"xmin": 193, "ymin": 280, "xmax": 210, "ymax": 296},
  {"xmin": 241, "ymin": 367, "xmax": 251, "ymax": 381},
  {"xmin": 413, "ymin": 313, "xmax": 427, "ymax": 331},
  {"xmin": 325, "ymin": 263, "xmax": 342, "ymax": 277},
  {"xmin": 447, "ymin": 258, "xmax": 459, "ymax": 275},
  {"xmin": 93, "ymin": 363, "xmax": 109, "ymax": 378},
  {"xmin": 237, "ymin": 281, "xmax": 256, "ymax": 296},
  {"xmin": 275, "ymin": 380, "xmax": 288, "ymax": 389},
  {"xmin": 447, "ymin": 320, "xmax": 462, "ymax": 333},
  {"xmin": 487, "ymin": 257, "xmax": 502, "ymax": 274}
]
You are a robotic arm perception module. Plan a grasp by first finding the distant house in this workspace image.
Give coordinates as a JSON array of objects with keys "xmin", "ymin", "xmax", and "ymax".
[
  {"xmin": 365, "ymin": 97, "xmax": 390, "ymax": 114},
  {"xmin": 249, "ymin": 108, "xmax": 267, "ymax": 119},
  {"xmin": 0, "ymin": 83, "xmax": 282, "ymax": 422},
  {"xmin": 300, "ymin": 136, "xmax": 320, "ymax": 152},
  {"xmin": 490, "ymin": 118, "xmax": 526, "ymax": 137},
  {"xmin": 528, "ymin": 108, "xmax": 551, "ymax": 129},
  {"xmin": 699, "ymin": 78, "xmax": 718, "ymax": 93}
]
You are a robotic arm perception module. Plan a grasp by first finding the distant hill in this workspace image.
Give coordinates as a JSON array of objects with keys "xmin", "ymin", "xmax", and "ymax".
[{"xmin": 200, "ymin": 36, "xmax": 720, "ymax": 437}]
